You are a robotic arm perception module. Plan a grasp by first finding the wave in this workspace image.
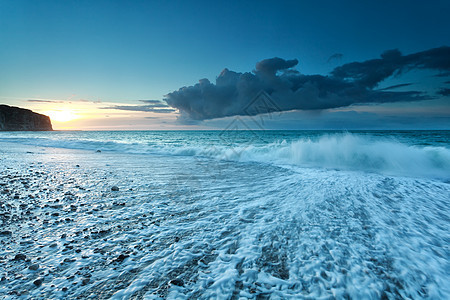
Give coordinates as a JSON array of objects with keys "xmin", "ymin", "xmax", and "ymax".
[
  {"xmin": 1, "ymin": 133, "xmax": 449, "ymax": 179},
  {"xmin": 235, "ymin": 135, "xmax": 450, "ymax": 179}
]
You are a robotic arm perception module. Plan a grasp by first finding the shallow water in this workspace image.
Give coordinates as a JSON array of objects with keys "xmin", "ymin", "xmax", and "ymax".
[{"xmin": 0, "ymin": 131, "xmax": 449, "ymax": 299}]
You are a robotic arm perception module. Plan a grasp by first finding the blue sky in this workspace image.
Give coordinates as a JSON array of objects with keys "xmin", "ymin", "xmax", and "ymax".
[{"xmin": 0, "ymin": 0, "xmax": 449, "ymax": 129}]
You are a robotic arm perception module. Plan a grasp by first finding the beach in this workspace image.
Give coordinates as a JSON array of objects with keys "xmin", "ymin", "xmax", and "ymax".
[{"xmin": 0, "ymin": 131, "xmax": 449, "ymax": 299}]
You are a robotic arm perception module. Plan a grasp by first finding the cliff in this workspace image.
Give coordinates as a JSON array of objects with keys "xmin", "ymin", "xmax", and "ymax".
[{"xmin": 0, "ymin": 105, "xmax": 53, "ymax": 131}]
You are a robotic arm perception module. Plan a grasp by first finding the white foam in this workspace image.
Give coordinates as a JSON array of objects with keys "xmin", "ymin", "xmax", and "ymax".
[
  {"xmin": 1, "ymin": 132, "xmax": 449, "ymax": 179},
  {"xmin": 0, "ymin": 141, "xmax": 449, "ymax": 298}
]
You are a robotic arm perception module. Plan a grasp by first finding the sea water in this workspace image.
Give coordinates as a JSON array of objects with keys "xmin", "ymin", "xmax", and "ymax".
[{"xmin": 0, "ymin": 130, "xmax": 449, "ymax": 298}]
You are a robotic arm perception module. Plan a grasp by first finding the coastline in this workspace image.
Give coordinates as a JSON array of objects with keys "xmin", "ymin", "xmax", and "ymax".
[{"xmin": 1, "ymin": 140, "xmax": 449, "ymax": 298}]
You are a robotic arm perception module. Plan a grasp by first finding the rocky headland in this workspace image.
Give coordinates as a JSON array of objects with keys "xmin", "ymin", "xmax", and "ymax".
[{"xmin": 0, "ymin": 105, "xmax": 52, "ymax": 131}]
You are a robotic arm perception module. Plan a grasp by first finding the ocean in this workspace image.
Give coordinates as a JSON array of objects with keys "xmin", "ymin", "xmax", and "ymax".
[{"xmin": 0, "ymin": 130, "xmax": 449, "ymax": 299}]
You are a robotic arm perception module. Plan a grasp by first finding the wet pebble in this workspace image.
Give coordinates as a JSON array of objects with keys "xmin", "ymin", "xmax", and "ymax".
[
  {"xmin": 113, "ymin": 254, "xmax": 129, "ymax": 263},
  {"xmin": 33, "ymin": 278, "xmax": 43, "ymax": 286},
  {"xmin": 169, "ymin": 278, "xmax": 184, "ymax": 286},
  {"xmin": 13, "ymin": 254, "xmax": 27, "ymax": 261}
]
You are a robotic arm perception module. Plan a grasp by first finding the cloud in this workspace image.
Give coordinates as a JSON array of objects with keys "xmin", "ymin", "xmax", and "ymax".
[
  {"xmin": 434, "ymin": 72, "xmax": 450, "ymax": 77},
  {"xmin": 331, "ymin": 46, "xmax": 450, "ymax": 88},
  {"xmin": 377, "ymin": 83, "xmax": 413, "ymax": 90},
  {"xmin": 164, "ymin": 47, "xmax": 449, "ymax": 122},
  {"xmin": 28, "ymin": 99, "xmax": 64, "ymax": 103},
  {"xmin": 138, "ymin": 100, "xmax": 170, "ymax": 108},
  {"xmin": 103, "ymin": 105, "xmax": 176, "ymax": 113},
  {"xmin": 139, "ymin": 100, "xmax": 164, "ymax": 104},
  {"xmin": 102, "ymin": 100, "xmax": 175, "ymax": 113},
  {"xmin": 437, "ymin": 88, "xmax": 450, "ymax": 96},
  {"xmin": 255, "ymin": 58, "xmax": 299, "ymax": 75},
  {"xmin": 327, "ymin": 53, "xmax": 343, "ymax": 63}
]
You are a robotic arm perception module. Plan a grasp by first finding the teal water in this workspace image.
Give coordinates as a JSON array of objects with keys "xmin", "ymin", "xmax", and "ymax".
[
  {"xmin": 1, "ymin": 130, "xmax": 449, "ymax": 179},
  {"xmin": 0, "ymin": 130, "xmax": 449, "ymax": 298}
]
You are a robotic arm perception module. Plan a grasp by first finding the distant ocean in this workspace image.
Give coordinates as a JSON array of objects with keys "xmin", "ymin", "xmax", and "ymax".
[{"xmin": 0, "ymin": 130, "xmax": 449, "ymax": 298}]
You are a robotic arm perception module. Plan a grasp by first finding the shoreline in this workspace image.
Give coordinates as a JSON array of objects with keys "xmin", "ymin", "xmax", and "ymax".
[{"xmin": 0, "ymin": 140, "xmax": 449, "ymax": 298}]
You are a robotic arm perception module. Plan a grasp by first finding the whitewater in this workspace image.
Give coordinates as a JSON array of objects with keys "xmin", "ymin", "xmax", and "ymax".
[{"xmin": 0, "ymin": 130, "xmax": 449, "ymax": 299}]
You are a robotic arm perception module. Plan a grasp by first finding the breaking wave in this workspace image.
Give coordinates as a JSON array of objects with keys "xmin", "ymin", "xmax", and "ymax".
[
  {"xmin": 1, "ymin": 132, "xmax": 449, "ymax": 179},
  {"xmin": 229, "ymin": 134, "xmax": 450, "ymax": 179}
]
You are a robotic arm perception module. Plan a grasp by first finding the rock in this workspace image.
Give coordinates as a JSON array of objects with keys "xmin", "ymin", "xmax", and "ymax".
[
  {"xmin": 169, "ymin": 278, "xmax": 184, "ymax": 286},
  {"xmin": 0, "ymin": 230, "xmax": 12, "ymax": 236},
  {"xmin": 75, "ymin": 165, "xmax": 80, "ymax": 168},
  {"xmin": 13, "ymin": 254, "xmax": 27, "ymax": 261},
  {"xmin": 0, "ymin": 105, "xmax": 52, "ymax": 131},
  {"xmin": 81, "ymin": 278, "xmax": 90, "ymax": 285},
  {"xmin": 33, "ymin": 278, "xmax": 43, "ymax": 286},
  {"xmin": 96, "ymin": 150, "xmax": 101, "ymax": 153},
  {"xmin": 28, "ymin": 264, "xmax": 39, "ymax": 271},
  {"xmin": 111, "ymin": 186, "xmax": 119, "ymax": 191},
  {"xmin": 113, "ymin": 254, "xmax": 129, "ymax": 263}
]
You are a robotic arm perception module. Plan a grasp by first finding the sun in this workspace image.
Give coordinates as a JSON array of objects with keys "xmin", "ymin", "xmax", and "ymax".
[{"xmin": 44, "ymin": 110, "xmax": 80, "ymax": 122}]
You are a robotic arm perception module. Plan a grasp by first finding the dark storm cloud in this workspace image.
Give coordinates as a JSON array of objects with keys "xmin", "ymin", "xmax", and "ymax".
[
  {"xmin": 255, "ymin": 58, "xmax": 299, "ymax": 75},
  {"xmin": 331, "ymin": 46, "xmax": 450, "ymax": 88},
  {"xmin": 437, "ymin": 88, "xmax": 450, "ymax": 96},
  {"xmin": 164, "ymin": 47, "xmax": 450, "ymax": 121}
]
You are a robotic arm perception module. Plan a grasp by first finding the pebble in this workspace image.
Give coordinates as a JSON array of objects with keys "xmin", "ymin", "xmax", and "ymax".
[
  {"xmin": 81, "ymin": 278, "xmax": 90, "ymax": 285},
  {"xmin": 33, "ymin": 278, "xmax": 43, "ymax": 286},
  {"xmin": 169, "ymin": 278, "xmax": 184, "ymax": 286},
  {"xmin": 111, "ymin": 186, "xmax": 120, "ymax": 191},
  {"xmin": 28, "ymin": 264, "xmax": 39, "ymax": 271},
  {"xmin": 0, "ymin": 230, "xmax": 12, "ymax": 236},
  {"xmin": 114, "ymin": 254, "xmax": 129, "ymax": 263},
  {"xmin": 13, "ymin": 254, "xmax": 27, "ymax": 261}
]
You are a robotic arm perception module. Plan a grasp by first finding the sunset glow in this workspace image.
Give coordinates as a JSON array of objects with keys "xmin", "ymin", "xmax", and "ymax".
[{"xmin": 44, "ymin": 110, "xmax": 80, "ymax": 123}]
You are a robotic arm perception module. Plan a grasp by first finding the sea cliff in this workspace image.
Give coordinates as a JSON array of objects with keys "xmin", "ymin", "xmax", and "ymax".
[{"xmin": 0, "ymin": 105, "xmax": 53, "ymax": 131}]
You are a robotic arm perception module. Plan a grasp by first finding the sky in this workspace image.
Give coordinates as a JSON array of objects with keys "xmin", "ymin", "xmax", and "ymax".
[{"xmin": 0, "ymin": 0, "xmax": 449, "ymax": 130}]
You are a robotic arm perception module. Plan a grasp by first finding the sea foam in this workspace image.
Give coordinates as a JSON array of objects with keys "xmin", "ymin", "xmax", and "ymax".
[{"xmin": 1, "ymin": 132, "xmax": 449, "ymax": 179}]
